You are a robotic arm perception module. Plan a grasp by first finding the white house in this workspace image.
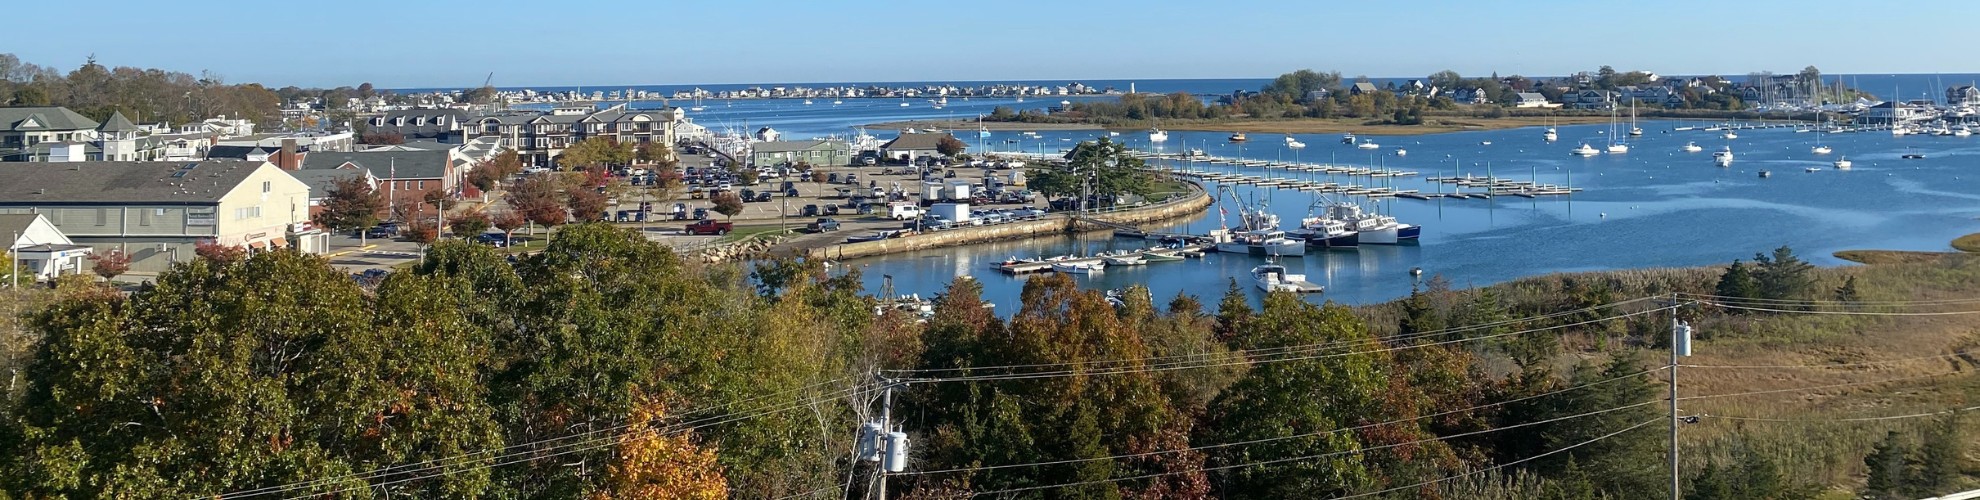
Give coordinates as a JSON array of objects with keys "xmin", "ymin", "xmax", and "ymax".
[
  {"xmin": 1, "ymin": 213, "xmax": 90, "ymax": 281},
  {"xmin": 1513, "ymin": 93, "xmax": 1556, "ymax": 108}
]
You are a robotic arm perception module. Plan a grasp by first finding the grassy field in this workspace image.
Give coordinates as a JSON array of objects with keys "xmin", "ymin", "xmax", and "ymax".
[
  {"xmin": 1833, "ymin": 249, "xmax": 1962, "ymax": 265},
  {"xmin": 1954, "ymin": 233, "xmax": 1980, "ymax": 253}
]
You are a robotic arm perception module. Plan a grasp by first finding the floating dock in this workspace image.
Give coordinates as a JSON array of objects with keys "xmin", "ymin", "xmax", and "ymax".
[{"xmin": 992, "ymin": 243, "xmax": 1214, "ymax": 275}]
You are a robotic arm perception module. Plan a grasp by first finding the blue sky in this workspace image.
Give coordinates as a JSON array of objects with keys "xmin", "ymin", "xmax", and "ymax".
[{"xmin": 10, "ymin": 0, "xmax": 1977, "ymax": 89}]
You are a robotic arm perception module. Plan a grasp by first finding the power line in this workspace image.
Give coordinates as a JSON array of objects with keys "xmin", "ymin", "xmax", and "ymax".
[
  {"xmin": 1678, "ymin": 371, "xmax": 1962, "ymax": 402},
  {"xmin": 1681, "ymin": 350, "xmax": 1976, "ymax": 369},
  {"xmin": 900, "ymin": 367, "xmax": 1667, "ymax": 476},
  {"xmin": 1332, "ymin": 418, "xmax": 1662, "ymax": 499},
  {"xmin": 904, "ymin": 305, "xmax": 1676, "ymax": 385},
  {"xmin": 1676, "ymin": 292, "xmax": 1980, "ymax": 306},
  {"xmin": 1705, "ymin": 404, "xmax": 1980, "ymax": 423},
  {"xmin": 890, "ymin": 296, "xmax": 1660, "ymax": 376},
  {"xmin": 1698, "ymin": 301, "xmax": 1980, "ymax": 316},
  {"xmin": 957, "ymin": 401, "xmax": 1659, "ymax": 497},
  {"xmin": 218, "ymin": 379, "xmax": 862, "ymax": 499}
]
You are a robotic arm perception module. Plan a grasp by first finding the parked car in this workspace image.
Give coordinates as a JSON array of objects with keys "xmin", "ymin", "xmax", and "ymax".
[
  {"xmin": 801, "ymin": 204, "xmax": 820, "ymax": 217},
  {"xmin": 684, "ymin": 219, "xmax": 734, "ymax": 235},
  {"xmin": 474, "ymin": 232, "xmax": 510, "ymax": 247},
  {"xmin": 807, "ymin": 218, "xmax": 841, "ymax": 232},
  {"xmin": 360, "ymin": 223, "xmax": 401, "ymax": 239}
]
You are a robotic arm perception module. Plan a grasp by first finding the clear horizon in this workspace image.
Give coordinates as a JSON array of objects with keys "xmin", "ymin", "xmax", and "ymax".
[{"xmin": 10, "ymin": 0, "xmax": 1979, "ymax": 89}]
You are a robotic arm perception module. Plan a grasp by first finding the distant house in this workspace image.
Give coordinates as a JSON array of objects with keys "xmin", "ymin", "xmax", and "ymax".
[
  {"xmin": 367, "ymin": 109, "xmax": 469, "ymax": 142},
  {"xmin": 1453, "ymin": 88, "xmax": 1489, "ymax": 105},
  {"xmin": 880, "ymin": 132, "xmax": 956, "ymax": 162},
  {"xmin": 301, "ymin": 150, "xmax": 462, "ymax": 216},
  {"xmin": 1948, "ymin": 85, "xmax": 1980, "ymax": 106},
  {"xmin": 0, "ymin": 213, "xmax": 90, "ymax": 281},
  {"xmin": 1513, "ymin": 93, "xmax": 1555, "ymax": 108},
  {"xmin": 1565, "ymin": 90, "xmax": 1615, "ymax": 110},
  {"xmin": 750, "ymin": 140, "xmax": 852, "ymax": 167},
  {"xmin": 1349, "ymin": 82, "xmax": 1381, "ymax": 96}
]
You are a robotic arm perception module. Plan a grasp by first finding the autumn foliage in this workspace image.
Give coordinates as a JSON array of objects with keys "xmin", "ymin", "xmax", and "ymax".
[{"xmin": 590, "ymin": 395, "xmax": 728, "ymax": 500}]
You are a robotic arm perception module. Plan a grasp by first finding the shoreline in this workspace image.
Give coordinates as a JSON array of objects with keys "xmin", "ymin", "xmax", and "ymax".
[{"xmin": 867, "ymin": 116, "xmax": 1624, "ymax": 136}]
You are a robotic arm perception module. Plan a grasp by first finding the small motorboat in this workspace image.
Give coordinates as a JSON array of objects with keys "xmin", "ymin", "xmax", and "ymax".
[
  {"xmin": 1229, "ymin": 132, "xmax": 1248, "ymax": 142},
  {"xmin": 1101, "ymin": 255, "xmax": 1146, "ymax": 266},
  {"xmin": 1833, "ymin": 156, "xmax": 1852, "ymax": 170},
  {"xmin": 1052, "ymin": 261, "xmax": 1104, "ymax": 274},
  {"xmin": 1394, "ymin": 148, "xmax": 1407, "ymax": 157},
  {"xmin": 1902, "ymin": 153, "xmax": 1927, "ymax": 159},
  {"xmin": 1758, "ymin": 170, "xmax": 1772, "ymax": 178},
  {"xmin": 1681, "ymin": 142, "xmax": 1703, "ymax": 153}
]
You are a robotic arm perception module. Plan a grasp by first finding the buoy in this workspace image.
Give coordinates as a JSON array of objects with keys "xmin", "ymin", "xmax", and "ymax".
[{"xmin": 1600, "ymin": 213, "xmax": 1607, "ymax": 218}]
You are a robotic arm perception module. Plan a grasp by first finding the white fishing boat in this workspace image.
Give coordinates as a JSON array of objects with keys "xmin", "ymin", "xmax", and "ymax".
[
  {"xmin": 1101, "ymin": 255, "xmax": 1146, "ymax": 266},
  {"xmin": 1290, "ymin": 215, "xmax": 1359, "ymax": 248},
  {"xmin": 1052, "ymin": 261, "xmax": 1104, "ymax": 274},
  {"xmin": 1833, "ymin": 156, "xmax": 1852, "ymax": 170},
  {"xmin": 1252, "ymin": 263, "xmax": 1321, "ymax": 293},
  {"xmin": 1287, "ymin": 139, "xmax": 1306, "ymax": 149},
  {"xmin": 1681, "ymin": 141, "xmax": 1703, "ymax": 153},
  {"xmin": 1393, "ymin": 147, "xmax": 1406, "ymax": 156},
  {"xmin": 1543, "ymin": 120, "xmax": 1558, "ymax": 142},
  {"xmin": 1326, "ymin": 202, "xmax": 1418, "ymax": 245},
  {"xmin": 1356, "ymin": 139, "xmax": 1380, "ymax": 150},
  {"xmin": 1723, "ymin": 131, "xmax": 1738, "ymax": 139},
  {"xmin": 1215, "ymin": 229, "xmax": 1305, "ymax": 257},
  {"xmin": 1340, "ymin": 133, "xmax": 1356, "ymax": 144},
  {"xmin": 1712, "ymin": 147, "xmax": 1734, "ymax": 167},
  {"xmin": 1571, "ymin": 143, "xmax": 1600, "ymax": 156},
  {"xmin": 1956, "ymin": 126, "xmax": 1974, "ymax": 137},
  {"xmin": 1148, "ymin": 128, "xmax": 1168, "ymax": 143},
  {"xmin": 1229, "ymin": 132, "xmax": 1248, "ymax": 142}
]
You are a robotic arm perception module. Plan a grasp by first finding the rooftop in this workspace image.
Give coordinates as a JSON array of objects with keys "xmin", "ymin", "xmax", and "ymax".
[{"xmin": 0, "ymin": 160, "xmax": 271, "ymax": 204}]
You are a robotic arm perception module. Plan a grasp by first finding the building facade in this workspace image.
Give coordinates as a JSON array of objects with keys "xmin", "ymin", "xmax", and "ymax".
[
  {"xmin": 465, "ymin": 104, "xmax": 681, "ymax": 167},
  {"xmin": 750, "ymin": 140, "xmax": 852, "ymax": 167},
  {"xmin": 0, "ymin": 161, "xmax": 321, "ymax": 272}
]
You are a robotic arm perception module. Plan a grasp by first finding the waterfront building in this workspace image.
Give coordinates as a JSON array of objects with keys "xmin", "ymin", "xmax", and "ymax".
[
  {"xmin": 1512, "ymin": 93, "xmax": 1555, "ymax": 108},
  {"xmin": 1948, "ymin": 85, "xmax": 1980, "ymax": 107},
  {"xmin": 880, "ymin": 132, "xmax": 956, "ymax": 163},
  {"xmin": 750, "ymin": 140, "xmax": 852, "ymax": 167},
  {"xmin": 0, "ymin": 160, "xmax": 322, "ymax": 272},
  {"xmin": 367, "ymin": 108, "xmax": 471, "ymax": 142},
  {"xmin": 465, "ymin": 103, "xmax": 681, "ymax": 167}
]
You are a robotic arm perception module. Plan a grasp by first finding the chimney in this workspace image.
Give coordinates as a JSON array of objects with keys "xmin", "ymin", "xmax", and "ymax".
[{"xmin": 278, "ymin": 139, "xmax": 300, "ymax": 170}]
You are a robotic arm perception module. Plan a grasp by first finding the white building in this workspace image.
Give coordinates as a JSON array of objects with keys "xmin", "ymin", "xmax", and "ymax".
[{"xmin": 1, "ymin": 213, "xmax": 90, "ymax": 281}]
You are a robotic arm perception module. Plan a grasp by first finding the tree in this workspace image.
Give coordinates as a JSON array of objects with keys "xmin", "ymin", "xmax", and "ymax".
[
  {"xmin": 1833, "ymin": 275, "xmax": 1861, "ymax": 303},
  {"xmin": 360, "ymin": 131, "xmax": 406, "ymax": 145},
  {"xmin": 1713, "ymin": 259, "xmax": 1758, "ymax": 300},
  {"xmin": 1427, "ymin": 70, "xmax": 1464, "ymax": 91},
  {"xmin": 1863, "ymin": 430, "xmax": 1910, "ymax": 499},
  {"xmin": 491, "ymin": 210, "xmax": 526, "ymax": 245},
  {"xmin": 450, "ymin": 209, "xmax": 492, "ymax": 238},
  {"xmin": 467, "ymin": 150, "xmax": 524, "ymax": 192},
  {"xmin": 87, "ymin": 249, "xmax": 130, "ymax": 280},
  {"xmin": 635, "ymin": 142, "xmax": 675, "ymax": 165},
  {"xmin": 404, "ymin": 216, "xmax": 440, "ymax": 247},
  {"xmin": 935, "ymin": 135, "xmax": 966, "ymax": 157},
  {"xmin": 567, "ymin": 187, "xmax": 609, "ymax": 222},
  {"xmin": 506, "ymin": 176, "xmax": 568, "ymax": 228},
  {"xmin": 710, "ymin": 192, "xmax": 744, "ymax": 219},
  {"xmin": 1751, "ymin": 246, "xmax": 1815, "ymax": 300},
  {"xmin": 312, "ymin": 175, "xmax": 384, "ymax": 237},
  {"xmin": 1907, "ymin": 414, "xmax": 1964, "ymax": 497},
  {"xmin": 356, "ymin": 82, "xmax": 375, "ymax": 98},
  {"xmin": 194, "ymin": 240, "xmax": 246, "ymax": 263},
  {"xmin": 558, "ymin": 137, "xmax": 634, "ymax": 171},
  {"xmin": 589, "ymin": 396, "xmax": 728, "ymax": 500}
]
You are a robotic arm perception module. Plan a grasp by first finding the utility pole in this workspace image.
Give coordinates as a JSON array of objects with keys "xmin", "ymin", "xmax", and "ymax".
[
  {"xmin": 877, "ymin": 378, "xmax": 894, "ymax": 500},
  {"xmin": 1667, "ymin": 294, "xmax": 1693, "ymax": 500}
]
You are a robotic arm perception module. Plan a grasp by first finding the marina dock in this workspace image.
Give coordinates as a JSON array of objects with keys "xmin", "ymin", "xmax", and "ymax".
[{"xmin": 992, "ymin": 243, "xmax": 1214, "ymax": 275}]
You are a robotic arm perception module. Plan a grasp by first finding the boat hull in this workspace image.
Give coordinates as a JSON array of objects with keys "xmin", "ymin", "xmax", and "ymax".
[
  {"xmin": 1217, "ymin": 241, "xmax": 1306, "ymax": 257},
  {"xmin": 1304, "ymin": 232, "xmax": 1360, "ymax": 249}
]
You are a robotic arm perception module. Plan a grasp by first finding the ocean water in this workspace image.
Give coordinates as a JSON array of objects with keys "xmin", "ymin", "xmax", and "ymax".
[{"xmin": 842, "ymin": 121, "xmax": 1980, "ymax": 310}]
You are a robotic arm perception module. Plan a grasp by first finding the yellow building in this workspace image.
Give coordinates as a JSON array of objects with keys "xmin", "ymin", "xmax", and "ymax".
[{"xmin": 0, "ymin": 160, "xmax": 321, "ymax": 272}]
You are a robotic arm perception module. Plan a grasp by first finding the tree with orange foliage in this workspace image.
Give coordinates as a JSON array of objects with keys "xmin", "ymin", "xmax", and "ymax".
[{"xmin": 590, "ymin": 395, "xmax": 728, "ymax": 500}]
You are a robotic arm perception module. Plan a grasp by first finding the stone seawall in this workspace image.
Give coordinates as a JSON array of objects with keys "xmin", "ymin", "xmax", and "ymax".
[{"xmin": 806, "ymin": 182, "xmax": 1211, "ymax": 261}]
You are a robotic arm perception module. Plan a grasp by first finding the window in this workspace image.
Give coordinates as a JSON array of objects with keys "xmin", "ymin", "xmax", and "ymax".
[
  {"xmin": 95, "ymin": 208, "xmax": 107, "ymax": 226},
  {"xmin": 234, "ymin": 206, "xmax": 261, "ymax": 220},
  {"xmin": 417, "ymin": 180, "xmax": 426, "ymax": 189},
  {"xmin": 139, "ymin": 209, "xmax": 151, "ymax": 226},
  {"xmin": 262, "ymin": 181, "xmax": 271, "ymax": 193}
]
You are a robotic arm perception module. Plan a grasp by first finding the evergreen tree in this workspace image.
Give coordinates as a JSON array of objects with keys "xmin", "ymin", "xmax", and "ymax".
[
  {"xmin": 1906, "ymin": 415, "xmax": 1965, "ymax": 497},
  {"xmin": 1862, "ymin": 430, "xmax": 1910, "ymax": 499},
  {"xmin": 1833, "ymin": 275, "xmax": 1861, "ymax": 303},
  {"xmin": 1213, "ymin": 279, "xmax": 1252, "ymax": 347},
  {"xmin": 1751, "ymin": 246, "xmax": 1815, "ymax": 300},
  {"xmin": 1714, "ymin": 259, "xmax": 1758, "ymax": 300}
]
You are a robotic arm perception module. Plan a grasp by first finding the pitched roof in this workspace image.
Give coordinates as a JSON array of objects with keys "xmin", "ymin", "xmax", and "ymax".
[
  {"xmin": 286, "ymin": 167, "xmax": 372, "ymax": 198},
  {"xmin": 0, "ymin": 214, "xmax": 46, "ymax": 240},
  {"xmin": 98, "ymin": 111, "xmax": 139, "ymax": 133},
  {"xmin": 1350, "ymin": 82, "xmax": 1380, "ymax": 93},
  {"xmin": 301, "ymin": 150, "xmax": 452, "ymax": 180},
  {"xmin": 0, "ymin": 106, "xmax": 99, "ymax": 132},
  {"xmin": 881, "ymin": 132, "xmax": 953, "ymax": 151},
  {"xmin": 0, "ymin": 160, "xmax": 271, "ymax": 204}
]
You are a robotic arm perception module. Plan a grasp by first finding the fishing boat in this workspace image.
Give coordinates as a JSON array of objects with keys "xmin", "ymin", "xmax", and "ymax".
[
  {"xmin": 1101, "ymin": 255, "xmax": 1146, "ymax": 266},
  {"xmin": 1148, "ymin": 128, "xmax": 1168, "ymax": 143},
  {"xmin": 1681, "ymin": 141, "xmax": 1703, "ymax": 153},
  {"xmin": 1285, "ymin": 135, "xmax": 1306, "ymax": 149},
  {"xmin": 1571, "ymin": 143, "xmax": 1600, "ymax": 156},
  {"xmin": 1327, "ymin": 202, "xmax": 1418, "ymax": 245},
  {"xmin": 1141, "ymin": 252, "xmax": 1186, "ymax": 263},
  {"xmin": 1252, "ymin": 263, "xmax": 1321, "ymax": 293},
  {"xmin": 1394, "ymin": 148, "xmax": 1407, "ymax": 156},
  {"xmin": 1215, "ymin": 229, "xmax": 1305, "ymax": 256},
  {"xmin": 1341, "ymin": 133, "xmax": 1357, "ymax": 144},
  {"xmin": 1228, "ymin": 132, "xmax": 1248, "ymax": 142},
  {"xmin": 1712, "ymin": 146, "xmax": 1733, "ymax": 167},
  {"xmin": 1290, "ymin": 215, "xmax": 1359, "ymax": 248},
  {"xmin": 1052, "ymin": 261, "xmax": 1104, "ymax": 274},
  {"xmin": 1356, "ymin": 139, "xmax": 1380, "ymax": 150},
  {"xmin": 1543, "ymin": 121, "xmax": 1558, "ymax": 141},
  {"xmin": 1722, "ymin": 130, "xmax": 1738, "ymax": 139},
  {"xmin": 1833, "ymin": 156, "xmax": 1852, "ymax": 170}
]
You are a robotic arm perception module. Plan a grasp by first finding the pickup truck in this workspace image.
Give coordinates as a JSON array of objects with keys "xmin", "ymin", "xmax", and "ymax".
[
  {"xmin": 683, "ymin": 219, "xmax": 733, "ymax": 235},
  {"xmin": 807, "ymin": 218, "xmax": 840, "ymax": 232}
]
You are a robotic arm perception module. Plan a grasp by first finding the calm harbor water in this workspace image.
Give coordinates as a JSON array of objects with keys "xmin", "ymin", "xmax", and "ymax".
[
  {"xmin": 515, "ymin": 74, "xmax": 1980, "ymax": 310},
  {"xmin": 844, "ymin": 122, "xmax": 1980, "ymax": 310}
]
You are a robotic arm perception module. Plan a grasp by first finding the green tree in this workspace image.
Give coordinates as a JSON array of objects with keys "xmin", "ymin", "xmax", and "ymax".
[
  {"xmin": 1863, "ymin": 430, "xmax": 1910, "ymax": 499},
  {"xmin": 312, "ymin": 175, "xmax": 384, "ymax": 237},
  {"xmin": 710, "ymin": 192, "xmax": 744, "ymax": 219},
  {"xmin": 1833, "ymin": 275, "xmax": 1861, "ymax": 303},
  {"xmin": 1906, "ymin": 414, "xmax": 1965, "ymax": 497},
  {"xmin": 449, "ymin": 208, "xmax": 492, "ymax": 237},
  {"xmin": 558, "ymin": 137, "xmax": 635, "ymax": 171},
  {"xmin": 1752, "ymin": 246, "xmax": 1815, "ymax": 300},
  {"xmin": 1713, "ymin": 259, "xmax": 1758, "ymax": 300}
]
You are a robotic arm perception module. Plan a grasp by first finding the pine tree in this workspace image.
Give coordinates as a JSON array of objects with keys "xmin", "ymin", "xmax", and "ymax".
[
  {"xmin": 1862, "ymin": 430, "xmax": 1910, "ymax": 499},
  {"xmin": 1906, "ymin": 415, "xmax": 1964, "ymax": 497},
  {"xmin": 1714, "ymin": 259, "xmax": 1758, "ymax": 300},
  {"xmin": 1833, "ymin": 275, "xmax": 1861, "ymax": 303},
  {"xmin": 1752, "ymin": 246, "xmax": 1815, "ymax": 300},
  {"xmin": 1213, "ymin": 279, "xmax": 1252, "ymax": 347}
]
